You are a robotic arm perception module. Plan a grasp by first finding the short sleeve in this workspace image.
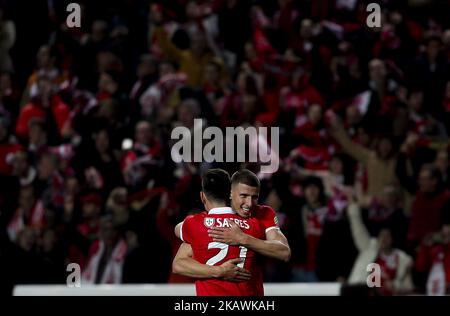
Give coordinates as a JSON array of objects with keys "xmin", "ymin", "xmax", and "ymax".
[
  {"xmin": 179, "ymin": 215, "xmax": 195, "ymax": 243},
  {"xmin": 258, "ymin": 206, "xmax": 280, "ymax": 234}
]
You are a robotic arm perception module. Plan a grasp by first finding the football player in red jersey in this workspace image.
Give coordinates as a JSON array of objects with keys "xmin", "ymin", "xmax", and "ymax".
[
  {"xmin": 174, "ymin": 168, "xmax": 266, "ymax": 295},
  {"xmin": 173, "ymin": 169, "xmax": 291, "ymax": 295}
]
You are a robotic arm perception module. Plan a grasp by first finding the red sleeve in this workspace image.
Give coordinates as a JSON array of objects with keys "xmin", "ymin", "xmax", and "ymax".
[
  {"xmin": 52, "ymin": 99, "xmax": 71, "ymax": 135},
  {"xmin": 15, "ymin": 104, "xmax": 44, "ymax": 139},
  {"xmin": 180, "ymin": 215, "xmax": 195, "ymax": 244},
  {"xmin": 257, "ymin": 205, "xmax": 279, "ymax": 233}
]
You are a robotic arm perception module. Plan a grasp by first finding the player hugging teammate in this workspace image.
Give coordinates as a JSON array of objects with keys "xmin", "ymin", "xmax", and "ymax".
[{"xmin": 173, "ymin": 168, "xmax": 291, "ymax": 296}]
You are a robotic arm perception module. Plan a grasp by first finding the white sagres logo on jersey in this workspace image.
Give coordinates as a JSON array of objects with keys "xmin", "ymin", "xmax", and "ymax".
[
  {"xmin": 216, "ymin": 218, "xmax": 250, "ymax": 230},
  {"xmin": 204, "ymin": 217, "xmax": 215, "ymax": 228},
  {"xmin": 203, "ymin": 217, "xmax": 251, "ymax": 229}
]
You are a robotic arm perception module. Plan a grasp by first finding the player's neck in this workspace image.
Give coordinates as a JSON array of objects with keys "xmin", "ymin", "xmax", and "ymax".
[{"xmin": 206, "ymin": 201, "xmax": 228, "ymax": 212}]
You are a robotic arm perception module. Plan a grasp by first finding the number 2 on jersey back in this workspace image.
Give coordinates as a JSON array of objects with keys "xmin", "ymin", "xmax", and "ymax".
[{"xmin": 206, "ymin": 242, "xmax": 248, "ymax": 268}]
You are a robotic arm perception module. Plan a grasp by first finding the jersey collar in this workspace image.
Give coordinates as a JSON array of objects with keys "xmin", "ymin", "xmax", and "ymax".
[{"xmin": 208, "ymin": 207, "xmax": 235, "ymax": 215}]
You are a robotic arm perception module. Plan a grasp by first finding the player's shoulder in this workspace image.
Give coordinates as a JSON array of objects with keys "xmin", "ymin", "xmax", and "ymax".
[
  {"xmin": 255, "ymin": 204, "xmax": 276, "ymax": 216},
  {"xmin": 253, "ymin": 205, "xmax": 280, "ymax": 228},
  {"xmin": 184, "ymin": 211, "xmax": 207, "ymax": 222}
]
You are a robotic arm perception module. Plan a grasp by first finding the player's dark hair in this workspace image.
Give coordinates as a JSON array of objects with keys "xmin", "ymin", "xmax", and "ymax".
[
  {"xmin": 202, "ymin": 169, "xmax": 231, "ymax": 204},
  {"xmin": 231, "ymin": 169, "xmax": 260, "ymax": 188}
]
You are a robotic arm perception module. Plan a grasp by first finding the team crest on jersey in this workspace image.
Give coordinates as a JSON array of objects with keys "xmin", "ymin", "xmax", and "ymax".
[{"xmin": 204, "ymin": 217, "xmax": 215, "ymax": 228}]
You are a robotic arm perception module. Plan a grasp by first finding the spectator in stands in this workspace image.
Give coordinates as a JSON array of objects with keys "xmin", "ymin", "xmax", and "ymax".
[
  {"xmin": 283, "ymin": 176, "xmax": 328, "ymax": 282},
  {"xmin": 35, "ymin": 151, "xmax": 64, "ymax": 210},
  {"xmin": 129, "ymin": 54, "xmax": 159, "ymax": 123},
  {"xmin": 0, "ymin": 72, "xmax": 21, "ymax": 121},
  {"xmin": 21, "ymin": 45, "xmax": 68, "ymax": 106},
  {"xmin": 82, "ymin": 215, "xmax": 127, "ymax": 284},
  {"xmin": 139, "ymin": 60, "xmax": 186, "ymax": 120},
  {"xmin": 346, "ymin": 197, "xmax": 414, "ymax": 296},
  {"xmin": 397, "ymin": 136, "xmax": 450, "ymax": 248},
  {"xmin": 150, "ymin": 8, "xmax": 224, "ymax": 88},
  {"xmin": 75, "ymin": 128, "xmax": 124, "ymax": 196},
  {"xmin": 361, "ymin": 184, "xmax": 409, "ymax": 250},
  {"xmin": 1, "ymin": 0, "xmax": 450, "ymax": 294},
  {"xmin": 27, "ymin": 118, "xmax": 48, "ymax": 158},
  {"xmin": 11, "ymin": 150, "xmax": 36, "ymax": 186},
  {"xmin": 201, "ymin": 59, "xmax": 227, "ymax": 111},
  {"xmin": 279, "ymin": 67, "xmax": 324, "ymax": 134},
  {"xmin": 415, "ymin": 220, "xmax": 450, "ymax": 295},
  {"xmin": 62, "ymin": 176, "xmax": 80, "ymax": 225},
  {"xmin": 410, "ymin": 35, "xmax": 448, "ymax": 116},
  {"xmin": 329, "ymin": 112, "xmax": 398, "ymax": 202},
  {"xmin": 121, "ymin": 121, "xmax": 161, "ymax": 189},
  {"xmin": 7, "ymin": 185, "xmax": 44, "ymax": 242},
  {"xmin": 0, "ymin": 116, "xmax": 21, "ymax": 175},
  {"xmin": 15, "ymin": 74, "xmax": 70, "ymax": 142},
  {"xmin": 220, "ymin": 71, "xmax": 262, "ymax": 128},
  {"xmin": 76, "ymin": 192, "xmax": 103, "ymax": 244},
  {"xmin": 78, "ymin": 20, "xmax": 110, "ymax": 91},
  {"xmin": 105, "ymin": 187, "xmax": 129, "ymax": 228}
]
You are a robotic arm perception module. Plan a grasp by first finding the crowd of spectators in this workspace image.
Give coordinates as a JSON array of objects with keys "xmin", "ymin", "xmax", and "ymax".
[{"xmin": 0, "ymin": 0, "xmax": 449, "ymax": 296}]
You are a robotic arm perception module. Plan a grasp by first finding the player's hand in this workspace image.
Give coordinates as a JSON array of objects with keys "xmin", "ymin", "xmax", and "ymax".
[
  {"xmin": 218, "ymin": 258, "xmax": 251, "ymax": 282},
  {"xmin": 208, "ymin": 221, "xmax": 246, "ymax": 246}
]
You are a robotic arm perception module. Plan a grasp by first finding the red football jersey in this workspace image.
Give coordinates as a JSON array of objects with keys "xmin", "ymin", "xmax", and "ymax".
[
  {"xmin": 244, "ymin": 204, "xmax": 280, "ymax": 294},
  {"xmin": 252, "ymin": 204, "xmax": 279, "ymax": 235},
  {"xmin": 180, "ymin": 205, "xmax": 279, "ymax": 296}
]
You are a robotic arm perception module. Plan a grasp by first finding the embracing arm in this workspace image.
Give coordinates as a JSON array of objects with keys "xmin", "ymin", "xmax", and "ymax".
[
  {"xmin": 172, "ymin": 242, "xmax": 223, "ymax": 278},
  {"xmin": 173, "ymin": 224, "xmax": 251, "ymax": 281},
  {"xmin": 241, "ymin": 228, "xmax": 291, "ymax": 262},
  {"xmin": 209, "ymin": 222, "xmax": 291, "ymax": 262}
]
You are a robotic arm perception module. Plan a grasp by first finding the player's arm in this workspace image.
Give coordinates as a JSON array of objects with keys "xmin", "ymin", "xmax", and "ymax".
[
  {"xmin": 172, "ymin": 242, "xmax": 251, "ymax": 281},
  {"xmin": 172, "ymin": 242, "xmax": 222, "ymax": 278},
  {"xmin": 241, "ymin": 227, "xmax": 291, "ymax": 262},
  {"xmin": 208, "ymin": 222, "xmax": 291, "ymax": 262}
]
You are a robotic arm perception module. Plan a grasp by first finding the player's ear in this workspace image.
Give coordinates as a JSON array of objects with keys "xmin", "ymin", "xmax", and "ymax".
[{"xmin": 200, "ymin": 191, "xmax": 206, "ymax": 204}]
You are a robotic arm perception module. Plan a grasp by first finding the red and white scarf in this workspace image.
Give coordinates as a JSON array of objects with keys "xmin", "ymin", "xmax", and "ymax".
[
  {"xmin": 7, "ymin": 200, "xmax": 45, "ymax": 241},
  {"xmin": 82, "ymin": 239, "xmax": 128, "ymax": 284},
  {"xmin": 427, "ymin": 252, "xmax": 446, "ymax": 296}
]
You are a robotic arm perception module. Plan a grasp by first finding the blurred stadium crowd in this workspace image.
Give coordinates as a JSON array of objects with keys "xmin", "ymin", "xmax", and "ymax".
[{"xmin": 0, "ymin": 0, "xmax": 449, "ymax": 296}]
